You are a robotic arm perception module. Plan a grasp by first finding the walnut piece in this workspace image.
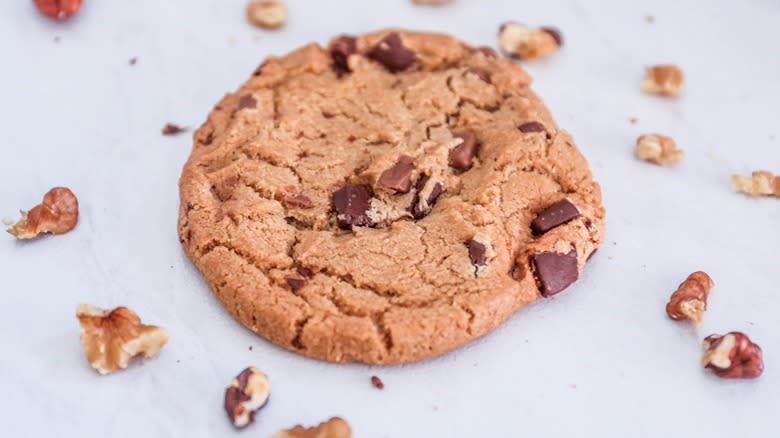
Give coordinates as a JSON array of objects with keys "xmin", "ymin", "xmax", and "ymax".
[
  {"xmin": 702, "ymin": 332, "xmax": 763, "ymax": 379},
  {"xmin": 224, "ymin": 367, "xmax": 271, "ymax": 428},
  {"xmin": 665, "ymin": 271, "xmax": 713, "ymax": 326},
  {"xmin": 636, "ymin": 134, "xmax": 683, "ymax": 166},
  {"xmin": 7, "ymin": 187, "xmax": 78, "ymax": 239},
  {"xmin": 271, "ymin": 417, "xmax": 352, "ymax": 438},
  {"xmin": 641, "ymin": 64, "xmax": 684, "ymax": 96},
  {"xmin": 246, "ymin": 1, "xmax": 287, "ymax": 29},
  {"xmin": 498, "ymin": 22, "xmax": 562, "ymax": 60},
  {"xmin": 731, "ymin": 170, "xmax": 780, "ymax": 198},
  {"xmin": 76, "ymin": 304, "xmax": 169, "ymax": 375}
]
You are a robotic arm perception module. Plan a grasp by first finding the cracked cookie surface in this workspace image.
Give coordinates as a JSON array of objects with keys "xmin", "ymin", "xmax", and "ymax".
[{"xmin": 178, "ymin": 29, "xmax": 604, "ymax": 364}]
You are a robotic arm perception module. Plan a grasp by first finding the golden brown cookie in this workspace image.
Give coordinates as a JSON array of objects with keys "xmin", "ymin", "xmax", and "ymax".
[{"xmin": 178, "ymin": 29, "xmax": 604, "ymax": 364}]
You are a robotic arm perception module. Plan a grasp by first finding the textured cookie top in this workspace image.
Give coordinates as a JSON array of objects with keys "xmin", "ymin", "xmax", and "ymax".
[{"xmin": 178, "ymin": 30, "xmax": 604, "ymax": 364}]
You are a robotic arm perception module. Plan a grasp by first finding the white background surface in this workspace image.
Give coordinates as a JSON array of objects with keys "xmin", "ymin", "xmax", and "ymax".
[{"xmin": 1, "ymin": 0, "xmax": 779, "ymax": 436}]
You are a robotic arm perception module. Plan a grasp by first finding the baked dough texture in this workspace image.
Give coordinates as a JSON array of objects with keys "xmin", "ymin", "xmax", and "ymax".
[{"xmin": 178, "ymin": 29, "xmax": 604, "ymax": 364}]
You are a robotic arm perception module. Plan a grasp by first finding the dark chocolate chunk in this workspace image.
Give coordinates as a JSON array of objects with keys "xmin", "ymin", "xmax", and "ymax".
[
  {"xmin": 531, "ymin": 250, "xmax": 578, "ymax": 297},
  {"xmin": 284, "ymin": 194, "xmax": 314, "ymax": 208},
  {"xmin": 466, "ymin": 239, "xmax": 487, "ymax": 266},
  {"xmin": 531, "ymin": 199, "xmax": 580, "ymax": 234},
  {"xmin": 285, "ymin": 277, "xmax": 305, "ymax": 291},
  {"xmin": 518, "ymin": 121, "xmax": 546, "ymax": 133},
  {"xmin": 476, "ymin": 46, "xmax": 498, "ymax": 58},
  {"xmin": 330, "ymin": 35, "xmax": 357, "ymax": 77},
  {"xmin": 367, "ymin": 33, "xmax": 416, "ymax": 73},
  {"xmin": 162, "ymin": 123, "xmax": 186, "ymax": 136},
  {"xmin": 332, "ymin": 184, "xmax": 374, "ymax": 229},
  {"xmin": 448, "ymin": 133, "xmax": 478, "ymax": 170},
  {"xmin": 540, "ymin": 27, "xmax": 563, "ymax": 46},
  {"xmin": 463, "ymin": 67, "xmax": 491, "ymax": 84},
  {"xmin": 377, "ymin": 155, "xmax": 415, "ymax": 194},
  {"xmin": 238, "ymin": 94, "xmax": 257, "ymax": 110},
  {"xmin": 411, "ymin": 174, "xmax": 443, "ymax": 219}
]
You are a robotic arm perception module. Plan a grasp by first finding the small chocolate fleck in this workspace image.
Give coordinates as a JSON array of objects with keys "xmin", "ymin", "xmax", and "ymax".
[
  {"xmin": 238, "ymin": 94, "xmax": 257, "ymax": 110},
  {"xmin": 285, "ymin": 277, "xmax": 305, "ymax": 291},
  {"xmin": 531, "ymin": 199, "xmax": 581, "ymax": 234},
  {"xmin": 248, "ymin": 345, "xmax": 253, "ymax": 351},
  {"xmin": 203, "ymin": 132, "xmax": 214, "ymax": 145},
  {"xmin": 297, "ymin": 266, "xmax": 314, "ymax": 278},
  {"xmin": 129, "ymin": 57, "xmax": 137, "ymax": 66},
  {"xmin": 284, "ymin": 194, "xmax": 314, "ymax": 208},
  {"xmin": 322, "ymin": 111, "xmax": 334, "ymax": 119},
  {"xmin": 253, "ymin": 60, "xmax": 269, "ymax": 76},
  {"xmin": 540, "ymin": 27, "xmax": 563, "ymax": 46},
  {"xmin": 411, "ymin": 174, "xmax": 443, "ymax": 219},
  {"xmin": 448, "ymin": 133, "xmax": 479, "ymax": 170},
  {"xmin": 463, "ymin": 67, "xmax": 491, "ymax": 84},
  {"xmin": 162, "ymin": 123, "xmax": 186, "ymax": 136},
  {"xmin": 347, "ymin": 135, "xmax": 357, "ymax": 142},
  {"xmin": 518, "ymin": 121, "xmax": 546, "ymax": 133},
  {"xmin": 212, "ymin": 175, "xmax": 239, "ymax": 202},
  {"xmin": 332, "ymin": 184, "xmax": 374, "ymax": 229},
  {"xmin": 367, "ymin": 33, "xmax": 416, "ymax": 73},
  {"xmin": 531, "ymin": 250, "xmax": 579, "ymax": 297},
  {"xmin": 476, "ymin": 46, "xmax": 498, "ymax": 58},
  {"xmin": 330, "ymin": 35, "xmax": 357, "ymax": 77},
  {"xmin": 466, "ymin": 239, "xmax": 487, "ymax": 266},
  {"xmin": 371, "ymin": 375, "xmax": 384, "ymax": 389},
  {"xmin": 377, "ymin": 155, "xmax": 415, "ymax": 194}
]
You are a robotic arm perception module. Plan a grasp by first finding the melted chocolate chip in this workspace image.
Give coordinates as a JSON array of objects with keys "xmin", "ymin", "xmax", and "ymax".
[
  {"xmin": 297, "ymin": 266, "xmax": 314, "ymax": 278},
  {"xmin": 332, "ymin": 184, "xmax": 374, "ymax": 229},
  {"xmin": 531, "ymin": 250, "xmax": 578, "ymax": 297},
  {"xmin": 238, "ymin": 94, "xmax": 257, "ymax": 110},
  {"xmin": 330, "ymin": 35, "xmax": 357, "ymax": 77},
  {"xmin": 411, "ymin": 174, "xmax": 443, "ymax": 219},
  {"xmin": 466, "ymin": 239, "xmax": 487, "ymax": 266},
  {"xmin": 377, "ymin": 155, "xmax": 415, "ymax": 194},
  {"xmin": 463, "ymin": 67, "xmax": 491, "ymax": 84},
  {"xmin": 518, "ymin": 121, "xmax": 546, "ymax": 133},
  {"xmin": 448, "ymin": 133, "xmax": 478, "ymax": 170},
  {"xmin": 531, "ymin": 199, "xmax": 580, "ymax": 234},
  {"xmin": 540, "ymin": 27, "xmax": 563, "ymax": 46},
  {"xmin": 284, "ymin": 194, "xmax": 314, "ymax": 208},
  {"xmin": 285, "ymin": 277, "xmax": 305, "ymax": 291},
  {"xmin": 367, "ymin": 33, "xmax": 416, "ymax": 73}
]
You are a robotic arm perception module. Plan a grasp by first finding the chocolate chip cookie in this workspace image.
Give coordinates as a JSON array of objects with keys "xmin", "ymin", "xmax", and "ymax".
[{"xmin": 178, "ymin": 29, "xmax": 604, "ymax": 364}]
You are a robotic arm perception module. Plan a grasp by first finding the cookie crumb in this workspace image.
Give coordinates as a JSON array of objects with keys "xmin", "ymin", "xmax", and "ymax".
[
  {"xmin": 129, "ymin": 57, "xmax": 137, "ymax": 66},
  {"xmin": 370, "ymin": 375, "xmax": 384, "ymax": 389},
  {"xmin": 272, "ymin": 417, "xmax": 351, "ymax": 438},
  {"xmin": 629, "ymin": 117, "xmax": 638, "ymax": 124},
  {"xmin": 162, "ymin": 123, "xmax": 187, "ymax": 136},
  {"xmin": 248, "ymin": 345, "xmax": 253, "ymax": 351},
  {"xmin": 645, "ymin": 15, "xmax": 655, "ymax": 23}
]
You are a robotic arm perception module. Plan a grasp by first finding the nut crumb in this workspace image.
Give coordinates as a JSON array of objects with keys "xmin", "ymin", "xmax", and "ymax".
[
  {"xmin": 76, "ymin": 304, "xmax": 169, "ymax": 375},
  {"xmin": 702, "ymin": 332, "xmax": 763, "ymax": 378},
  {"xmin": 636, "ymin": 134, "xmax": 683, "ymax": 166},
  {"xmin": 7, "ymin": 187, "xmax": 78, "ymax": 239},
  {"xmin": 271, "ymin": 417, "xmax": 352, "ymax": 438},
  {"xmin": 498, "ymin": 22, "xmax": 562, "ymax": 60},
  {"xmin": 641, "ymin": 64, "xmax": 684, "ymax": 96},
  {"xmin": 224, "ymin": 367, "xmax": 271, "ymax": 428},
  {"xmin": 646, "ymin": 15, "xmax": 655, "ymax": 23},
  {"xmin": 370, "ymin": 375, "xmax": 384, "ymax": 389},
  {"xmin": 666, "ymin": 271, "xmax": 713, "ymax": 326},
  {"xmin": 246, "ymin": 1, "xmax": 287, "ymax": 29},
  {"xmin": 629, "ymin": 117, "xmax": 638, "ymax": 124},
  {"xmin": 2, "ymin": 217, "xmax": 13, "ymax": 226},
  {"xmin": 731, "ymin": 171, "xmax": 780, "ymax": 198}
]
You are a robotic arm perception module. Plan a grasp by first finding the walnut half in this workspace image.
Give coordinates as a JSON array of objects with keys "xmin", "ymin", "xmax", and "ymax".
[
  {"xmin": 7, "ymin": 187, "xmax": 78, "ymax": 239},
  {"xmin": 76, "ymin": 304, "xmax": 169, "ymax": 375}
]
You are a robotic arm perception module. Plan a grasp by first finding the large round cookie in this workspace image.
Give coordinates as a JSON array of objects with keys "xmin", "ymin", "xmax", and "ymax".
[{"xmin": 178, "ymin": 29, "xmax": 604, "ymax": 364}]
